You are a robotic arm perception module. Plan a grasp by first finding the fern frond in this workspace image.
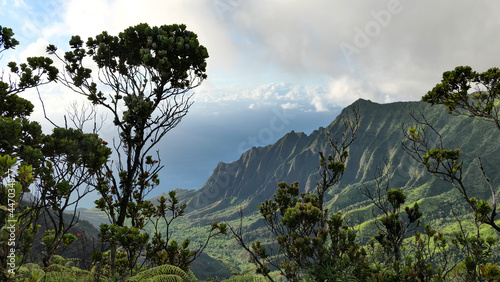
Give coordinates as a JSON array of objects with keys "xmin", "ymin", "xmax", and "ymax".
[
  {"xmin": 221, "ymin": 274, "xmax": 268, "ymax": 282},
  {"xmin": 43, "ymin": 271, "xmax": 74, "ymax": 282},
  {"xmin": 149, "ymin": 274, "xmax": 185, "ymax": 282},
  {"xmin": 128, "ymin": 264, "xmax": 198, "ymax": 282},
  {"xmin": 18, "ymin": 263, "xmax": 46, "ymax": 282},
  {"xmin": 45, "ymin": 263, "xmax": 69, "ymax": 272},
  {"xmin": 21, "ymin": 263, "xmax": 43, "ymax": 270}
]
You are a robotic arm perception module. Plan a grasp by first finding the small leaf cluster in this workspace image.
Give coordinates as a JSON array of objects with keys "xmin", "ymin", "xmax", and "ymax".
[
  {"xmin": 42, "ymin": 229, "xmax": 77, "ymax": 249},
  {"xmin": 97, "ymin": 223, "xmax": 150, "ymax": 275},
  {"xmin": 423, "ymin": 66, "xmax": 500, "ymax": 118},
  {"xmin": 256, "ymin": 181, "xmax": 368, "ymax": 281},
  {"xmin": 423, "ymin": 148, "xmax": 462, "ymax": 171},
  {"xmin": 144, "ymin": 191, "xmax": 227, "ymax": 272},
  {"xmin": 0, "ymin": 26, "xmax": 19, "ymax": 51},
  {"xmin": 449, "ymin": 227, "xmax": 497, "ymax": 281}
]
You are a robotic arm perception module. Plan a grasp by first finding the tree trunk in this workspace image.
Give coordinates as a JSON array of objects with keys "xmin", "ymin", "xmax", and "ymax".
[{"xmin": 110, "ymin": 243, "xmax": 117, "ymax": 276}]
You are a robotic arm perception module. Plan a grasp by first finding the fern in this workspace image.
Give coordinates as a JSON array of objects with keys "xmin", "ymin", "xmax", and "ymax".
[
  {"xmin": 51, "ymin": 255, "xmax": 80, "ymax": 268},
  {"xmin": 43, "ymin": 272, "xmax": 71, "ymax": 282},
  {"xmin": 17, "ymin": 263, "xmax": 45, "ymax": 282},
  {"xmin": 45, "ymin": 264, "xmax": 68, "ymax": 272},
  {"xmin": 146, "ymin": 274, "xmax": 185, "ymax": 282},
  {"xmin": 221, "ymin": 274, "xmax": 268, "ymax": 282},
  {"xmin": 128, "ymin": 264, "xmax": 198, "ymax": 282}
]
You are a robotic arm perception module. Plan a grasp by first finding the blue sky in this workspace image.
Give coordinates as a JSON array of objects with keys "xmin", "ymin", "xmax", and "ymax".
[{"xmin": 3, "ymin": 0, "xmax": 500, "ymax": 206}]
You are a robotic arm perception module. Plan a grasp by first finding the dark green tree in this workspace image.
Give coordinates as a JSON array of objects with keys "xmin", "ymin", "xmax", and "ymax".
[
  {"xmin": 47, "ymin": 23, "xmax": 226, "ymax": 275},
  {"xmin": 0, "ymin": 26, "xmax": 19, "ymax": 54},
  {"xmin": 0, "ymin": 25, "xmax": 57, "ymax": 164},
  {"xmin": 48, "ymin": 21, "xmax": 208, "ymax": 227},
  {"xmin": 37, "ymin": 127, "xmax": 110, "ymax": 267},
  {"xmin": 422, "ymin": 66, "xmax": 500, "ymax": 129},
  {"xmin": 145, "ymin": 190, "xmax": 226, "ymax": 272},
  {"xmin": 0, "ymin": 26, "xmax": 58, "ymax": 279},
  {"xmin": 0, "ymin": 27, "xmax": 112, "ymax": 277},
  {"xmin": 405, "ymin": 66, "xmax": 500, "ymax": 233},
  {"xmin": 362, "ymin": 164, "xmax": 423, "ymax": 279}
]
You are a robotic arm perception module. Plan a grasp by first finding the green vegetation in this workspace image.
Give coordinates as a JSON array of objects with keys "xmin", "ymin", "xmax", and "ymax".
[{"xmin": 2, "ymin": 23, "xmax": 500, "ymax": 281}]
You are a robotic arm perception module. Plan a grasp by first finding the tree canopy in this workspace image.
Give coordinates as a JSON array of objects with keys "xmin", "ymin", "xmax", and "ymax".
[{"xmin": 422, "ymin": 65, "xmax": 500, "ymax": 129}]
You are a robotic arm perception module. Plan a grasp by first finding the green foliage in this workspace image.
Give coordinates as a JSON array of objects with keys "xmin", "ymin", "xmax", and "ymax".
[
  {"xmin": 409, "ymin": 65, "xmax": 500, "ymax": 235},
  {"xmin": 0, "ymin": 155, "xmax": 35, "ymax": 280},
  {"xmin": 362, "ymin": 165, "xmax": 424, "ymax": 278},
  {"xmin": 145, "ymin": 191, "xmax": 227, "ymax": 272},
  {"xmin": 48, "ymin": 23, "xmax": 210, "ymax": 275},
  {"xmin": 447, "ymin": 217, "xmax": 498, "ymax": 281},
  {"xmin": 0, "ymin": 26, "xmax": 19, "ymax": 52},
  {"xmin": 34, "ymin": 127, "xmax": 111, "ymax": 267},
  {"xmin": 15, "ymin": 258, "xmax": 97, "ymax": 282},
  {"xmin": 127, "ymin": 264, "xmax": 198, "ymax": 282},
  {"xmin": 42, "ymin": 229, "xmax": 77, "ymax": 249},
  {"xmin": 17, "ymin": 263, "xmax": 45, "ymax": 281},
  {"xmin": 220, "ymin": 273, "xmax": 267, "ymax": 282},
  {"xmin": 96, "ymin": 224, "xmax": 149, "ymax": 275},
  {"xmin": 256, "ymin": 181, "xmax": 369, "ymax": 280},
  {"xmin": 422, "ymin": 66, "xmax": 500, "ymax": 122},
  {"xmin": 380, "ymin": 223, "xmax": 450, "ymax": 281},
  {"xmin": 91, "ymin": 249, "xmax": 129, "ymax": 279}
]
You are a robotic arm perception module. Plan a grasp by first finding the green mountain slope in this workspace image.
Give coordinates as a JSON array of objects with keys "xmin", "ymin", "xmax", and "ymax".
[
  {"xmin": 169, "ymin": 99, "xmax": 498, "ymax": 218},
  {"xmin": 124, "ymin": 99, "xmax": 500, "ymax": 277}
]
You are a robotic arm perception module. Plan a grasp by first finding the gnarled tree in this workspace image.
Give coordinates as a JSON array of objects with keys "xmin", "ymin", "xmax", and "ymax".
[
  {"xmin": 47, "ymin": 23, "xmax": 224, "ymax": 274},
  {"xmin": 405, "ymin": 66, "xmax": 500, "ymax": 233}
]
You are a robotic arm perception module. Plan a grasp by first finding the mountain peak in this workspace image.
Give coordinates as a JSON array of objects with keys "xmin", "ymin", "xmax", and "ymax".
[{"xmin": 352, "ymin": 98, "xmax": 376, "ymax": 105}]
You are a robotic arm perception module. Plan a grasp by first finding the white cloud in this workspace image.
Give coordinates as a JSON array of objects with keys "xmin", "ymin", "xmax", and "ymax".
[
  {"xmin": 60, "ymin": 0, "xmax": 240, "ymax": 76},
  {"xmin": 10, "ymin": 0, "xmax": 27, "ymax": 8},
  {"xmin": 17, "ymin": 38, "xmax": 50, "ymax": 61},
  {"xmin": 311, "ymin": 96, "xmax": 328, "ymax": 112},
  {"xmin": 225, "ymin": 0, "xmax": 500, "ymax": 100},
  {"xmin": 281, "ymin": 102, "xmax": 299, "ymax": 110},
  {"xmin": 7, "ymin": 0, "xmax": 500, "ymax": 117},
  {"xmin": 193, "ymin": 82, "xmax": 344, "ymax": 112},
  {"xmin": 310, "ymin": 76, "xmax": 380, "ymax": 111}
]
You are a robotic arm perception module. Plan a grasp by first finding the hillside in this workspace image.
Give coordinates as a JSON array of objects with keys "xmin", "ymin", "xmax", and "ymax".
[
  {"xmin": 164, "ymin": 99, "xmax": 499, "ymax": 219},
  {"xmin": 147, "ymin": 98, "xmax": 500, "ymax": 275}
]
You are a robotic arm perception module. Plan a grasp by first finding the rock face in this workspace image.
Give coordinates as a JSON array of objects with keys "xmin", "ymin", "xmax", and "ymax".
[{"xmin": 161, "ymin": 98, "xmax": 500, "ymax": 222}]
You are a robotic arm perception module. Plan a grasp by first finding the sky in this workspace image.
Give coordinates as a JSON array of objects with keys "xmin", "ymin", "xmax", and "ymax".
[{"xmin": 2, "ymin": 0, "xmax": 500, "ymax": 205}]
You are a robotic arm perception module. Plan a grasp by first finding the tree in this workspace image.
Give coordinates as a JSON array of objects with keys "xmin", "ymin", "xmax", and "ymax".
[
  {"xmin": 37, "ymin": 128, "xmax": 110, "ymax": 267},
  {"xmin": 48, "ymin": 21, "xmax": 208, "ymax": 226},
  {"xmin": 422, "ymin": 66, "xmax": 500, "ymax": 130},
  {"xmin": 405, "ymin": 66, "xmax": 500, "ymax": 233},
  {"xmin": 1, "ymin": 26, "xmax": 112, "ymax": 277},
  {"xmin": 47, "ymin": 23, "xmax": 225, "ymax": 274},
  {"xmin": 0, "ymin": 26, "xmax": 19, "ymax": 55},
  {"xmin": 0, "ymin": 155, "xmax": 34, "ymax": 280},
  {"xmin": 402, "ymin": 65, "xmax": 500, "ymax": 280},
  {"xmin": 229, "ymin": 106, "xmax": 368, "ymax": 281},
  {"xmin": 0, "ymin": 26, "xmax": 59, "ymax": 277},
  {"xmin": 145, "ymin": 190, "xmax": 226, "ymax": 272},
  {"xmin": 362, "ymin": 163, "xmax": 422, "ymax": 279}
]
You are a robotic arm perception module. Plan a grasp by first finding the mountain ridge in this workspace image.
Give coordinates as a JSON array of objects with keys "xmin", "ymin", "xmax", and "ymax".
[{"xmin": 159, "ymin": 98, "xmax": 500, "ymax": 226}]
